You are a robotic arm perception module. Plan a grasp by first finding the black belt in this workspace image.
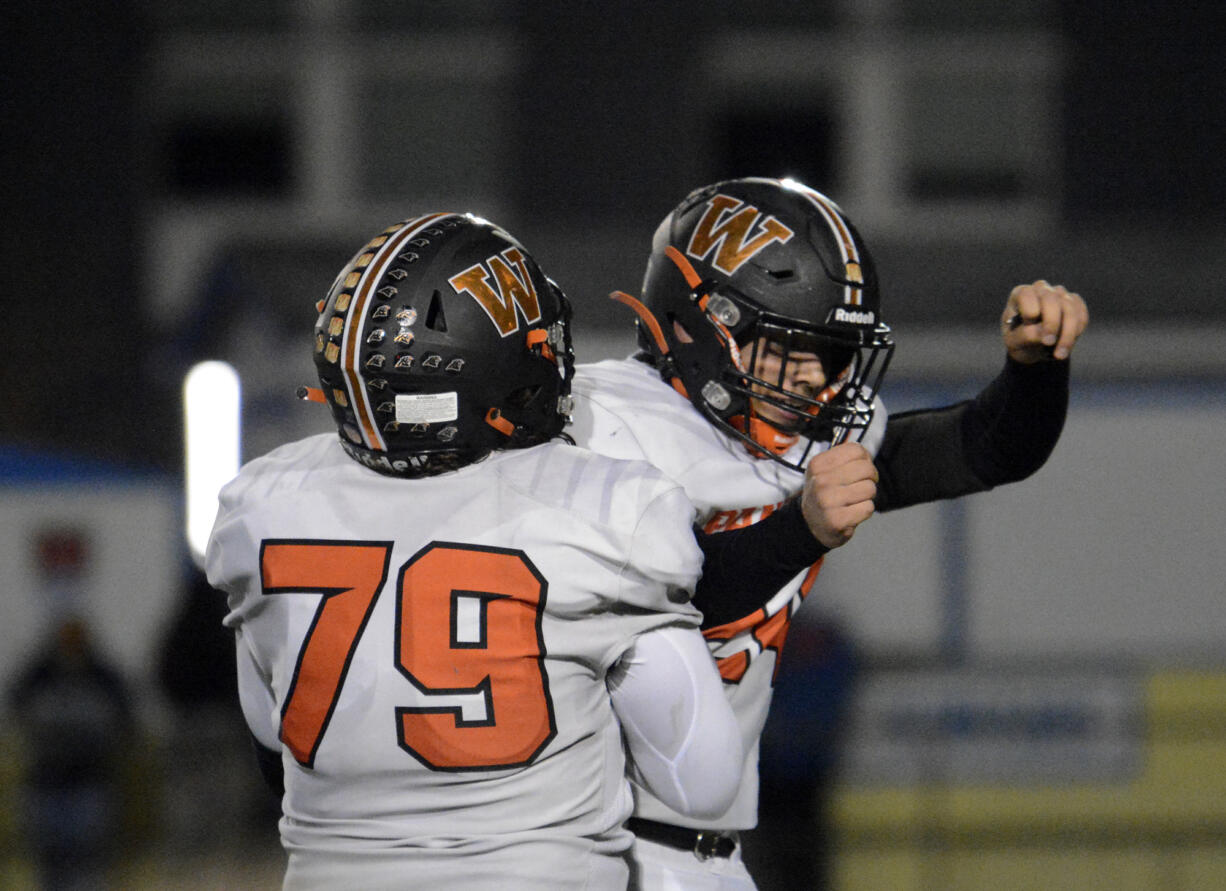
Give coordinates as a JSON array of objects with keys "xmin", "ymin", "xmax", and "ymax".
[{"xmin": 627, "ymin": 817, "xmax": 737, "ymax": 861}]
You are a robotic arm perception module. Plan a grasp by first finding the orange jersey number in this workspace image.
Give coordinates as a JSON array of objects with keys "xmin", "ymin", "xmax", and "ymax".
[{"xmin": 260, "ymin": 539, "xmax": 555, "ymax": 771}]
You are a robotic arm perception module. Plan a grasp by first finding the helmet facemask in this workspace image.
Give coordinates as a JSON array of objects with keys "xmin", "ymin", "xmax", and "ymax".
[{"xmin": 681, "ymin": 285, "xmax": 894, "ymax": 470}]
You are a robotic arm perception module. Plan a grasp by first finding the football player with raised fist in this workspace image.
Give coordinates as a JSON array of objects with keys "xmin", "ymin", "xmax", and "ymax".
[
  {"xmin": 567, "ymin": 177, "xmax": 1088, "ymax": 889},
  {"xmin": 205, "ymin": 213, "xmax": 745, "ymax": 889}
]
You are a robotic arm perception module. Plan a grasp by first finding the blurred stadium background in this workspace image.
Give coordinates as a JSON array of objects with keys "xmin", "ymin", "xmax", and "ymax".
[{"xmin": 2, "ymin": 1, "xmax": 1224, "ymax": 889}]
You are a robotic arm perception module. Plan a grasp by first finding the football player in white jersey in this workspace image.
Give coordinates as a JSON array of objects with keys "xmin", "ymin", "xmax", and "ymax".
[
  {"xmin": 567, "ymin": 177, "xmax": 1089, "ymax": 889},
  {"xmin": 205, "ymin": 213, "xmax": 747, "ymax": 890}
]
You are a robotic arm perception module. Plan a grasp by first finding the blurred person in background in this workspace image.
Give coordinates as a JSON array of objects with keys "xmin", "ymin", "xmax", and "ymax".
[
  {"xmin": 9, "ymin": 580, "xmax": 135, "ymax": 891},
  {"xmin": 157, "ymin": 565, "xmax": 277, "ymax": 855}
]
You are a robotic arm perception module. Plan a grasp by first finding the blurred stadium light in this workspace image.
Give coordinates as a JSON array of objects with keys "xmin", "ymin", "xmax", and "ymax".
[{"xmin": 184, "ymin": 361, "xmax": 242, "ymax": 567}]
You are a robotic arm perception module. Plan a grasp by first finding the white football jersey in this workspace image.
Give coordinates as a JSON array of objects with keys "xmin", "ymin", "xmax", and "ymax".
[
  {"xmin": 206, "ymin": 432, "xmax": 704, "ymax": 888},
  {"xmin": 569, "ymin": 357, "xmax": 885, "ymax": 830}
]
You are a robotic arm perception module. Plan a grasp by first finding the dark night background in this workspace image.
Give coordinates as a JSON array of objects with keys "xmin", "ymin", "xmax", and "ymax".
[
  {"xmin": 2, "ymin": 4, "xmax": 1225, "ymax": 888},
  {"xmin": 2, "ymin": 1, "xmax": 1223, "ymax": 476}
]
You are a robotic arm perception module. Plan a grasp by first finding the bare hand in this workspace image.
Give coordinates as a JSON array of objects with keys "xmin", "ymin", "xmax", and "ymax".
[
  {"xmin": 1001, "ymin": 280, "xmax": 1089, "ymax": 364},
  {"xmin": 801, "ymin": 442, "xmax": 878, "ymax": 549}
]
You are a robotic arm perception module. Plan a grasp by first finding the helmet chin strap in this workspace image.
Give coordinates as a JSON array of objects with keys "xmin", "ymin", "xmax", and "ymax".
[
  {"xmin": 733, "ymin": 373, "xmax": 847, "ymax": 459},
  {"xmin": 730, "ymin": 414, "xmax": 798, "ymax": 457}
]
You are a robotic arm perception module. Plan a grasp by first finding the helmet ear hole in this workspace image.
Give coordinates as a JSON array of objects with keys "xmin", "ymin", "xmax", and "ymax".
[
  {"xmin": 671, "ymin": 318, "xmax": 695, "ymax": 344},
  {"xmin": 425, "ymin": 290, "xmax": 448, "ymax": 331}
]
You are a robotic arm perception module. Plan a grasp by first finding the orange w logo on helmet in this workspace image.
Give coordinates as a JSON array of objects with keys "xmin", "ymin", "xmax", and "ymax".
[
  {"xmin": 685, "ymin": 194, "xmax": 795, "ymax": 276},
  {"xmin": 449, "ymin": 247, "xmax": 543, "ymax": 337}
]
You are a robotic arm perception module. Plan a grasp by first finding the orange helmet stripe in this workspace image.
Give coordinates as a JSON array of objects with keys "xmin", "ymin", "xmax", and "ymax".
[
  {"xmin": 783, "ymin": 182, "xmax": 864, "ymax": 306},
  {"xmin": 664, "ymin": 244, "xmax": 704, "ymax": 290},
  {"xmin": 339, "ymin": 212, "xmax": 454, "ymax": 451},
  {"xmin": 609, "ymin": 290, "xmax": 671, "ymax": 356}
]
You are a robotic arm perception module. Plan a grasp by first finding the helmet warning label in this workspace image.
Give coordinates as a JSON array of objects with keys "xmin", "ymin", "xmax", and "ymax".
[{"xmin": 395, "ymin": 392, "xmax": 459, "ymax": 424}]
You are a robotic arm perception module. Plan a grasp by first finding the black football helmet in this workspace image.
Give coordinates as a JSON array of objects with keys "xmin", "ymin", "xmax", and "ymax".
[
  {"xmin": 307, "ymin": 213, "xmax": 574, "ymax": 477},
  {"xmin": 617, "ymin": 177, "xmax": 894, "ymax": 471}
]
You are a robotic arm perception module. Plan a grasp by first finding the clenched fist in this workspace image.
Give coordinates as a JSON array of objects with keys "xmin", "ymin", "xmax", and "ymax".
[
  {"xmin": 1002, "ymin": 280, "xmax": 1089, "ymax": 364},
  {"xmin": 801, "ymin": 442, "xmax": 878, "ymax": 549}
]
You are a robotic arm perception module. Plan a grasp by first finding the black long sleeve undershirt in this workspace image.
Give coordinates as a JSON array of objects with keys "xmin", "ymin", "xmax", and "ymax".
[
  {"xmin": 874, "ymin": 356, "xmax": 1069, "ymax": 511},
  {"xmin": 692, "ymin": 357, "xmax": 1070, "ymax": 627},
  {"xmin": 693, "ymin": 497, "xmax": 828, "ymax": 627}
]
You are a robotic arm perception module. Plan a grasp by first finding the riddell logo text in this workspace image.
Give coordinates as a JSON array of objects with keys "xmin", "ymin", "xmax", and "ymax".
[{"xmin": 833, "ymin": 307, "xmax": 875, "ymax": 325}]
